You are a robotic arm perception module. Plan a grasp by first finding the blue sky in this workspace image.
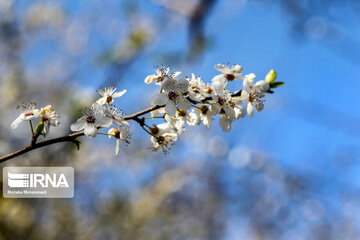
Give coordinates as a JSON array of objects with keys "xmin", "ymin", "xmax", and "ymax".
[{"xmin": 12, "ymin": 0, "xmax": 360, "ymax": 211}]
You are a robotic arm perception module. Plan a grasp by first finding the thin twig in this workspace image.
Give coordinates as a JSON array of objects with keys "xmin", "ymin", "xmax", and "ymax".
[
  {"xmin": 0, "ymin": 91, "xmax": 242, "ymax": 164},
  {"xmin": 0, "ymin": 105, "xmax": 161, "ymax": 163}
]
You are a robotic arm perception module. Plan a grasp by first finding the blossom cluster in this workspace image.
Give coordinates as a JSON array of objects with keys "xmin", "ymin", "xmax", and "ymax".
[
  {"xmin": 11, "ymin": 102, "xmax": 60, "ymax": 136},
  {"xmin": 10, "ymin": 64, "xmax": 283, "ymax": 155},
  {"xmin": 142, "ymin": 64, "xmax": 282, "ymax": 152}
]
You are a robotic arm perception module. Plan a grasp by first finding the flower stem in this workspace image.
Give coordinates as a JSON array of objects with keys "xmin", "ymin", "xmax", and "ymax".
[
  {"xmin": 29, "ymin": 120, "xmax": 34, "ymax": 136},
  {"xmin": 144, "ymin": 116, "xmax": 164, "ymax": 119}
]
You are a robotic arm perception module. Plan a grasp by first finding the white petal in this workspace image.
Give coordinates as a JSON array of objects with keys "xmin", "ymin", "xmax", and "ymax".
[
  {"xmin": 186, "ymin": 111, "xmax": 200, "ymax": 126},
  {"xmin": 189, "ymin": 92, "xmax": 204, "ymax": 102},
  {"xmin": 10, "ymin": 114, "xmax": 25, "ymax": 129},
  {"xmin": 174, "ymin": 78, "xmax": 189, "ymax": 94},
  {"xmin": 254, "ymin": 80, "xmax": 270, "ymax": 92},
  {"xmin": 211, "ymin": 74, "xmax": 226, "ymax": 86},
  {"xmin": 203, "ymin": 115, "xmax": 212, "ymax": 129},
  {"xmin": 235, "ymin": 104, "xmax": 246, "ymax": 119},
  {"xmin": 120, "ymin": 127, "xmax": 130, "ymax": 141},
  {"xmin": 70, "ymin": 117, "xmax": 87, "ymax": 131},
  {"xmin": 219, "ymin": 116, "xmax": 231, "ymax": 132},
  {"xmin": 145, "ymin": 75, "xmax": 157, "ymax": 84},
  {"xmin": 96, "ymin": 116, "xmax": 113, "ymax": 128},
  {"xmin": 84, "ymin": 124, "xmax": 98, "ymax": 138},
  {"xmin": 161, "ymin": 77, "xmax": 176, "ymax": 92},
  {"xmin": 241, "ymin": 90, "xmax": 249, "ymax": 103},
  {"xmin": 223, "ymin": 103, "xmax": 236, "ymax": 120},
  {"xmin": 243, "ymin": 78, "xmax": 252, "ymax": 92},
  {"xmin": 211, "ymin": 103, "xmax": 221, "ymax": 115},
  {"xmin": 211, "ymin": 81, "xmax": 224, "ymax": 96},
  {"xmin": 32, "ymin": 109, "xmax": 41, "ymax": 118},
  {"xmin": 231, "ymin": 64, "xmax": 242, "ymax": 74},
  {"xmin": 214, "ymin": 64, "xmax": 230, "ymax": 74},
  {"xmin": 151, "ymin": 92, "xmax": 169, "ymax": 106},
  {"xmin": 96, "ymin": 97, "xmax": 107, "ymax": 105},
  {"xmin": 112, "ymin": 89, "xmax": 127, "ymax": 98},
  {"xmin": 165, "ymin": 101, "xmax": 177, "ymax": 117},
  {"xmin": 173, "ymin": 71, "xmax": 181, "ymax": 78},
  {"xmin": 247, "ymin": 103, "xmax": 254, "ymax": 117},
  {"xmin": 176, "ymin": 96, "xmax": 191, "ymax": 111},
  {"xmin": 114, "ymin": 140, "xmax": 120, "ymax": 155},
  {"xmin": 92, "ymin": 103, "xmax": 106, "ymax": 115}
]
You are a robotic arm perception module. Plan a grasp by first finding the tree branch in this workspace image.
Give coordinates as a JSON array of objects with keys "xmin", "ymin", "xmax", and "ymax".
[
  {"xmin": 0, "ymin": 90, "xmax": 242, "ymax": 164},
  {"xmin": 0, "ymin": 105, "xmax": 162, "ymax": 164}
]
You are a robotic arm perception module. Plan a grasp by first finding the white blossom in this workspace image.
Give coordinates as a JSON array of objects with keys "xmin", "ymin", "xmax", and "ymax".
[
  {"xmin": 11, "ymin": 102, "xmax": 41, "ymax": 129},
  {"xmin": 241, "ymin": 79, "xmax": 265, "ymax": 117},
  {"xmin": 211, "ymin": 87, "xmax": 236, "ymax": 121},
  {"xmin": 145, "ymin": 65, "xmax": 181, "ymax": 85},
  {"xmin": 193, "ymin": 105, "xmax": 217, "ymax": 129},
  {"xmin": 150, "ymin": 123, "xmax": 178, "ymax": 153},
  {"xmin": 218, "ymin": 104, "xmax": 246, "ymax": 132},
  {"xmin": 96, "ymin": 87, "xmax": 127, "ymax": 105},
  {"xmin": 212, "ymin": 64, "xmax": 244, "ymax": 87},
  {"xmin": 254, "ymin": 80, "xmax": 270, "ymax": 92},
  {"xmin": 70, "ymin": 103, "xmax": 112, "ymax": 138},
  {"xmin": 188, "ymin": 74, "xmax": 211, "ymax": 102},
  {"xmin": 40, "ymin": 105, "xmax": 60, "ymax": 134},
  {"xmin": 151, "ymin": 77, "xmax": 191, "ymax": 116},
  {"xmin": 108, "ymin": 127, "xmax": 130, "ymax": 155},
  {"xmin": 104, "ymin": 106, "xmax": 129, "ymax": 127}
]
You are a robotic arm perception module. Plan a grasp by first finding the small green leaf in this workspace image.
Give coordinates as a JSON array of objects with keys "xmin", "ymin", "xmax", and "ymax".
[
  {"xmin": 265, "ymin": 69, "xmax": 277, "ymax": 84},
  {"xmin": 33, "ymin": 120, "xmax": 44, "ymax": 137},
  {"xmin": 270, "ymin": 81, "xmax": 285, "ymax": 88},
  {"xmin": 72, "ymin": 139, "xmax": 81, "ymax": 151}
]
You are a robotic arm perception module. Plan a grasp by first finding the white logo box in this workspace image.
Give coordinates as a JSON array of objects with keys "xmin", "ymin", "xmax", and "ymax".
[{"xmin": 3, "ymin": 167, "xmax": 74, "ymax": 198}]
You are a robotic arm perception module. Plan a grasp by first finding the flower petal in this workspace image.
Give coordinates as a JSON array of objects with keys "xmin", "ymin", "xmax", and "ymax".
[
  {"xmin": 96, "ymin": 116, "xmax": 113, "ymax": 128},
  {"xmin": 174, "ymin": 78, "xmax": 189, "ymax": 94},
  {"xmin": 120, "ymin": 127, "xmax": 130, "ymax": 141},
  {"xmin": 96, "ymin": 97, "xmax": 107, "ymax": 105},
  {"xmin": 165, "ymin": 101, "xmax": 177, "ymax": 117},
  {"xmin": 219, "ymin": 116, "xmax": 231, "ymax": 132},
  {"xmin": 214, "ymin": 64, "xmax": 230, "ymax": 74},
  {"xmin": 114, "ymin": 140, "xmax": 120, "ymax": 155},
  {"xmin": 112, "ymin": 89, "xmax": 127, "ymax": 98},
  {"xmin": 161, "ymin": 77, "xmax": 176, "ymax": 92},
  {"xmin": 247, "ymin": 103, "xmax": 254, "ymax": 117},
  {"xmin": 176, "ymin": 96, "xmax": 191, "ymax": 111},
  {"xmin": 254, "ymin": 80, "xmax": 270, "ymax": 92},
  {"xmin": 145, "ymin": 74, "xmax": 157, "ymax": 84},
  {"xmin": 70, "ymin": 117, "xmax": 87, "ymax": 131},
  {"xmin": 84, "ymin": 124, "xmax": 98, "ymax": 138},
  {"xmin": 211, "ymin": 81, "xmax": 224, "ymax": 96},
  {"xmin": 203, "ymin": 115, "xmax": 212, "ymax": 129},
  {"xmin": 10, "ymin": 114, "xmax": 25, "ymax": 129},
  {"xmin": 223, "ymin": 103, "xmax": 236, "ymax": 120},
  {"xmin": 211, "ymin": 74, "xmax": 226, "ymax": 86},
  {"xmin": 152, "ymin": 92, "xmax": 169, "ymax": 106}
]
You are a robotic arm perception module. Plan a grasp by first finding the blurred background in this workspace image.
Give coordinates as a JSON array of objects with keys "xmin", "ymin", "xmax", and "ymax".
[{"xmin": 0, "ymin": 0, "xmax": 360, "ymax": 239}]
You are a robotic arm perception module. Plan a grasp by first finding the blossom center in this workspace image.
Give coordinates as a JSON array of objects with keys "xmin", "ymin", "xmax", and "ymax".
[
  {"xmin": 249, "ymin": 93, "xmax": 255, "ymax": 102},
  {"xmin": 86, "ymin": 115, "xmax": 96, "ymax": 124},
  {"xmin": 150, "ymin": 125, "xmax": 160, "ymax": 135},
  {"xmin": 168, "ymin": 91, "xmax": 178, "ymax": 101},
  {"xmin": 225, "ymin": 73, "xmax": 235, "ymax": 81},
  {"xmin": 200, "ymin": 106, "xmax": 209, "ymax": 114},
  {"xmin": 218, "ymin": 96, "xmax": 225, "ymax": 106},
  {"xmin": 106, "ymin": 96, "xmax": 112, "ymax": 103},
  {"xmin": 177, "ymin": 110, "xmax": 186, "ymax": 117}
]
